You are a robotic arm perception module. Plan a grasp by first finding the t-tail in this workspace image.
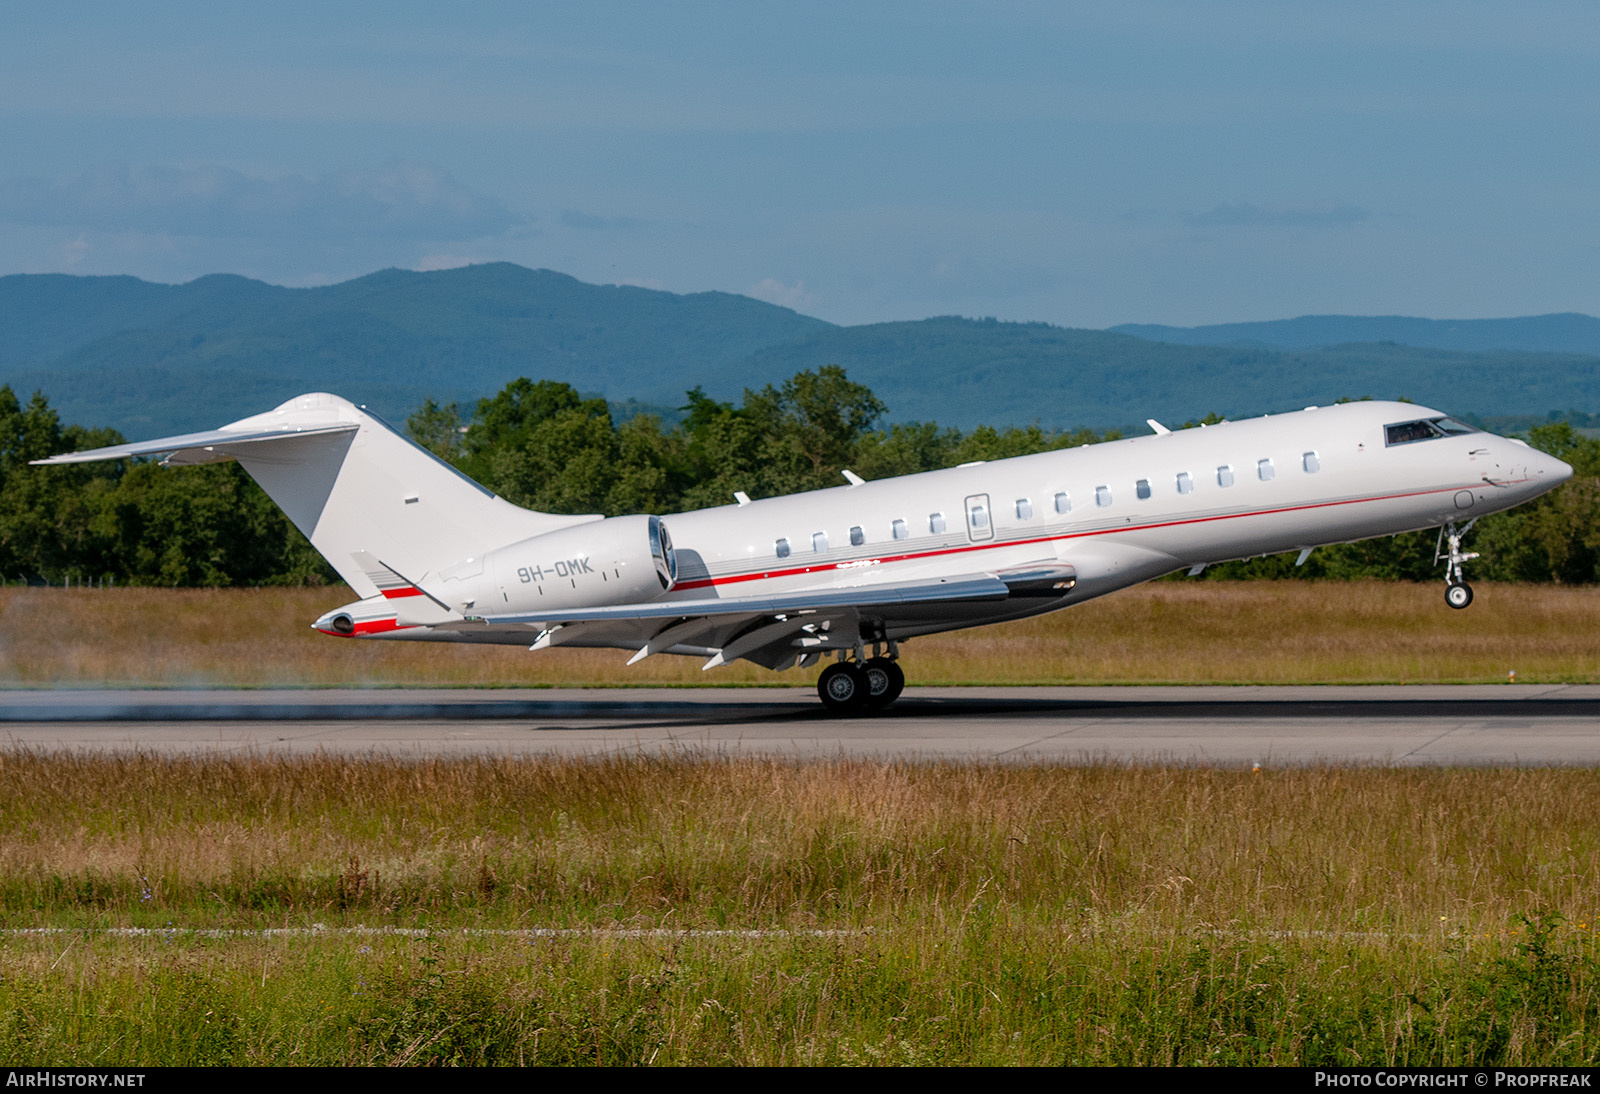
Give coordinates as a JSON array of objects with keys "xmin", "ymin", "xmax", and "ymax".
[{"xmin": 32, "ymin": 393, "xmax": 678, "ymax": 634}]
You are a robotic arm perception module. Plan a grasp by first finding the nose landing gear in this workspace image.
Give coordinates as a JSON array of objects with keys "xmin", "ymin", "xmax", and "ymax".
[
  {"xmin": 1436, "ymin": 519, "xmax": 1479, "ymax": 610},
  {"xmin": 816, "ymin": 641, "xmax": 904, "ymax": 714}
]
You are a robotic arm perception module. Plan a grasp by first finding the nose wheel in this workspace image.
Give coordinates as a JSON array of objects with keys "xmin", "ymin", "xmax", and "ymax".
[{"xmin": 1436, "ymin": 520, "xmax": 1479, "ymax": 610}]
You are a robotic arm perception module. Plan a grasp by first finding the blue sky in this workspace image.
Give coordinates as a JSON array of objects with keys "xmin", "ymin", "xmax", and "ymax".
[{"xmin": 1, "ymin": 1, "xmax": 1596, "ymax": 327}]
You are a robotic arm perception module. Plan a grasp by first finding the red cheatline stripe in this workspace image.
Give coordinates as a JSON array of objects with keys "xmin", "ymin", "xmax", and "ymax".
[
  {"xmin": 673, "ymin": 480, "xmax": 1508, "ymax": 591},
  {"xmin": 315, "ymin": 617, "xmax": 416, "ymax": 637}
]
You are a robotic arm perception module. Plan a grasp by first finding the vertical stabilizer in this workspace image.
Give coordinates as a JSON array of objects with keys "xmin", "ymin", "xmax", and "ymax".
[{"xmin": 34, "ymin": 392, "xmax": 600, "ymax": 599}]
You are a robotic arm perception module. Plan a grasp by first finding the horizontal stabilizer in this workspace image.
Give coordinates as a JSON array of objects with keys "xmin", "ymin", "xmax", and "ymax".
[
  {"xmin": 348, "ymin": 550, "xmax": 461, "ymax": 625},
  {"xmin": 31, "ymin": 423, "xmax": 359, "ymax": 467}
]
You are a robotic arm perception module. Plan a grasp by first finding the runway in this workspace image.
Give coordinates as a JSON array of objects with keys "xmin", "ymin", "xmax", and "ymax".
[{"xmin": 2, "ymin": 685, "xmax": 1599, "ymax": 765}]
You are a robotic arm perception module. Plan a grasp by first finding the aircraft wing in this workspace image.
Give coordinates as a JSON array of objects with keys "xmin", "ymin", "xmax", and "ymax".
[
  {"xmin": 467, "ymin": 562, "xmax": 1081, "ymax": 623},
  {"xmin": 480, "ymin": 573, "xmax": 1017, "ymax": 626},
  {"xmin": 448, "ymin": 563, "xmax": 1076, "ymax": 670},
  {"xmin": 31, "ymin": 423, "xmax": 359, "ymax": 467}
]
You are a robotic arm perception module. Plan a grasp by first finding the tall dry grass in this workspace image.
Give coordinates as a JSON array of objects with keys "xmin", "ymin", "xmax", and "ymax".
[
  {"xmin": 5, "ymin": 751, "xmax": 1598, "ymax": 933},
  {"xmin": 4, "ymin": 752, "xmax": 1600, "ymax": 1064},
  {"xmin": 0, "ymin": 579, "xmax": 1595, "ymax": 687}
]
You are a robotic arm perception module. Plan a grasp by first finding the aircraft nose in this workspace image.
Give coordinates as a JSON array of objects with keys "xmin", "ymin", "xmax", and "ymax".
[{"xmin": 1533, "ymin": 448, "xmax": 1575, "ymax": 486}]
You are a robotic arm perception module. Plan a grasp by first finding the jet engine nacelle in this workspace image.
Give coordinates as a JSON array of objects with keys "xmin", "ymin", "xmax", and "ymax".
[{"xmin": 438, "ymin": 514, "xmax": 676, "ymax": 614}]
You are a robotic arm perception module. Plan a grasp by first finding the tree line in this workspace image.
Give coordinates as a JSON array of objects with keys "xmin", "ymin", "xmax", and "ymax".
[{"xmin": 0, "ymin": 367, "xmax": 1595, "ymax": 587}]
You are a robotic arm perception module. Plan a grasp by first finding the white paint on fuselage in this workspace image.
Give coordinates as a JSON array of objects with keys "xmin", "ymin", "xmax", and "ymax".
[{"xmin": 657, "ymin": 401, "xmax": 1569, "ymax": 609}]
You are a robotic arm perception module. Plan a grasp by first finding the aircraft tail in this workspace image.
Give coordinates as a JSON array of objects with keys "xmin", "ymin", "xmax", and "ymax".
[{"xmin": 34, "ymin": 392, "xmax": 598, "ymax": 599}]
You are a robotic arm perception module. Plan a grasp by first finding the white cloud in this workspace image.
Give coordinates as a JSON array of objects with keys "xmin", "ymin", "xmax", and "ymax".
[
  {"xmin": 745, "ymin": 277, "xmax": 816, "ymax": 311},
  {"xmin": 0, "ymin": 161, "xmax": 522, "ymax": 243},
  {"xmin": 560, "ymin": 210, "xmax": 645, "ymax": 232},
  {"xmin": 412, "ymin": 253, "xmax": 485, "ymax": 272},
  {"xmin": 1182, "ymin": 202, "xmax": 1371, "ymax": 229},
  {"xmin": 61, "ymin": 233, "xmax": 90, "ymax": 268}
]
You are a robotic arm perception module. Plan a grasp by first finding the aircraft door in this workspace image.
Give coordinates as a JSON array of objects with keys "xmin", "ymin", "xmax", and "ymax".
[{"xmin": 964, "ymin": 493, "xmax": 994, "ymax": 542}]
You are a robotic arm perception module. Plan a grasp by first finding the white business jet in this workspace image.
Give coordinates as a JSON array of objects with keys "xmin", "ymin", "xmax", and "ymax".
[{"xmin": 37, "ymin": 394, "xmax": 1571, "ymax": 713}]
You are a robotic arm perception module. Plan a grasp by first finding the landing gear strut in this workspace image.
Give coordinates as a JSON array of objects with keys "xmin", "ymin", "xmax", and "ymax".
[
  {"xmin": 1436, "ymin": 519, "xmax": 1479, "ymax": 610},
  {"xmin": 816, "ymin": 641, "xmax": 904, "ymax": 714}
]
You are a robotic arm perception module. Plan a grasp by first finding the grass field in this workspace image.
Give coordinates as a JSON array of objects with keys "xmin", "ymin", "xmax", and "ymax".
[
  {"xmin": 4, "ymin": 753, "xmax": 1600, "ymax": 1065},
  {"xmin": 0, "ymin": 579, "xmax": 1597, "ymax": 687},
  {"xmin": 4, "ymin": 581, "xmax": 1598, "ymax": 1064}
]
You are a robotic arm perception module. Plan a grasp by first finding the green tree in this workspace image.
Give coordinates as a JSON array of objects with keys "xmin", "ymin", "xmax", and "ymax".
[
  {"xmin": 405, "ymin": 399, "xmax": 466, "ymax": 462},
  {"xmin": 606, "ymin": 413, "xmax": 685, "ymax": 515},
  {"xmin": 1474, "ymin": 423, "xmax": 1600, "ymax": 584},
  {"xmin": 742, "ymin": 365, "xmax": 887, "ymax": 494},
  {"xmin": 100, "ymin": 462, "xmax": 334, "ymax": 586},
  {"xmin": 674, "ymin": 387, "xmax": 773, "ymax": 510},
  {"xmin": 851, "ymin": 421, "xmax": 961, "ymax": 480},
  {"xmin": 485, "ymin": 403, "xmax": 617, "ymax": 514},
  {"xmin": 0, "ymin": 386, "xmax": 123, "ymax": 582},
  {"xmin": 460, "ymin": 379, "xmax": 604, "ymax": 486}
]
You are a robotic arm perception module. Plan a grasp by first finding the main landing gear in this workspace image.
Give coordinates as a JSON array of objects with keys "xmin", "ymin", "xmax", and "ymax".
[
  {"xmin": 816, "ymin": 642, "xmax": 905, "ymax": 715},
  {"xmin": 1436, "ymin": 519, "xmax": 1479, "ymax": 610}
]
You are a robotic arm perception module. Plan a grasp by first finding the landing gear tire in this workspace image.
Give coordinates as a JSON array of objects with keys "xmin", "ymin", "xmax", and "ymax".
[
  {"xmin": 1446, "ymin": 582, "xmax": 1474, "ymax": 610},
  {"xmin": 862, "ymin": 657, "xmax": 905, "ymax": 709},
  {"xmin": 817, "ymin": 662, "xmax": 871, "ymax": 714}
]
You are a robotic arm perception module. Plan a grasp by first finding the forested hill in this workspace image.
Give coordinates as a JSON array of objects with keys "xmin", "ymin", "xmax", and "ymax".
[
  {"xmin": 1112, "ymin": 313, "xmax": 1600, "ymax": 355},
  {"xmin": 719, "ymin": 319, "xmax": 1600, "ymax": 431},
  {"xmin": 3, "ymin": 264, "xmax": 1600, "ymax": 435},
  {"xmin": 0, "ymin": 265, "xmax": 831, "ymax": 436}
]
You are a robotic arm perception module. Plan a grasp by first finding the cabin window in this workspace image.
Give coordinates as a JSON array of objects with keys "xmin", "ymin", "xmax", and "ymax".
[
  {"xmin": 775, "ymin": 537, "xmax": 791, "ymax": 559},
  {"xmin": 812, "ymin": 531, "xmax": 828, "ymax": 553},
  {"xmin": 891, "ymin": 518, "xmax": 909, "ymax": 540},
  {"xmin": 1095, "ymin": 485, "xmax": 1112, "ymax": 507},
  {"xmin": 1016, "ymin": 498, "xmax": 1032, "ymax": 520},
  {"xmin": 1217, "ymin": 465, "xmax": 1235, "ymax": 487},
  {"xmin": 969, "ymin": 503, "xmax": 989, "ymax": 529},
  {"xmin": 1136, "ymin": 478, "xmax": 1152, "ymax": 500},
  {"xmin": 1053, "ymin": 491, "xmax": 1071, "ymax": 514},
  {"xmin": 1303, "ymin": 451, "xmax": 1320, "ymax": 473},
  {"xmin": 1258, "ymin": 458, "xmax": 1275, "ymax": 481},
  {"xmin": 1177, "ymin": 471, "xmax": 1193, "ymax": 495},
  {"xmin": 849, "ymin": 525, "xmax": 865, "ymax": 546},
  {"xmin": 929, "ymin": 512, "xmax": 947, "ymax": 534}
]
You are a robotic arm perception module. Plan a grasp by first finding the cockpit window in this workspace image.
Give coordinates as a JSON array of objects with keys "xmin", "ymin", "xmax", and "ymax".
[{"xmin": 1384, "ymin": 417, "xmax": 1480, "ymax": 446}]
